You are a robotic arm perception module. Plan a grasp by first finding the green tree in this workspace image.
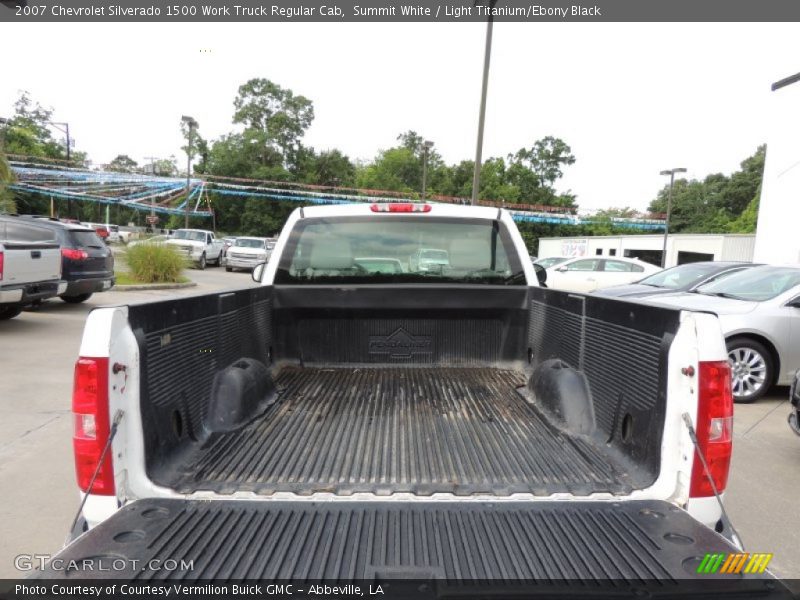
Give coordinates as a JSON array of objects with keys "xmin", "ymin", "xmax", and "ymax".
[
  {"xmin": 0, "ymin": 144, "xmax": 16, "ymax": 214},
  {"xmin": 107, "ymin": 154, "xmax": 138, "ymax": 173},
  {"xmin": 511, "ymin": 136, "xmax": 576, "ymax": 190},
  {"xmin": 232, "ymin": 78, "xmax": 314, "ymax": 164},
  {"xmin": 648, "ymin": 146, "xmax": 765, "ymax": 233},
  {"xmin": 309, "ymin": 149, "xmax": 356, "ymax": 186}
]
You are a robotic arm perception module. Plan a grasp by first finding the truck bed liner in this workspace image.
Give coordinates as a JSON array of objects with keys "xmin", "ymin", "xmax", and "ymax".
[
  {"xmin": 157, "ymin": 368, "xmax": 639, "ymax": 496},
  {"xmin": 36, "ymin": 497, "xmax": 784, "ymax": 597}
]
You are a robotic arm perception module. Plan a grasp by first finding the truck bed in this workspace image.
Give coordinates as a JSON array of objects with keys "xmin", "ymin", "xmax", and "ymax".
[{"xmin": 157, "ymin": 367, "xmax": 638, "ymax": 496}]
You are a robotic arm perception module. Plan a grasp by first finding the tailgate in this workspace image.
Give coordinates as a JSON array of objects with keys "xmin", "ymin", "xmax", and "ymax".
[
  {"xmin": 0, "ymin": 242, "xmax": 61, "ymax": 285},
  {"xmin": 33, "ymin": 499, "xmax": 787, "ymax": 597}
]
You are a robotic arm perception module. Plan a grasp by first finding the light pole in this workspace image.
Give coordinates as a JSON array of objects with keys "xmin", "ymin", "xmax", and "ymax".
[
  {"xmin": 421, "ymin": 140, "xmax": 434, "ymax": 200},
  {"xmin": 659, "ymin": 167, "xmax": 687, "ymax": 267},
  {"xmin": 181, "ymin": 115, "xmax": 198, "ymax": 228},
  {"xmin": 470, "ymin": 0, "xmax": 498, "ymax": 206}
]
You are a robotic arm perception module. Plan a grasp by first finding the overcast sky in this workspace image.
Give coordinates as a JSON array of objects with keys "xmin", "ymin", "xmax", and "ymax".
[{"xmin": 1, "ymin": 22, "xmax": 797, "ymax": 211}]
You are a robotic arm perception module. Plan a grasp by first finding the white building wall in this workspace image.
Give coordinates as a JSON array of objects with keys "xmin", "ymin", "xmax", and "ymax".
[
  {"xmin": 537, "ymin": 234, "xmax": 755, "ymax": 267},
  {"xmin": 754, "ymin": 83, "xmax": 800, "ymax": 266}
]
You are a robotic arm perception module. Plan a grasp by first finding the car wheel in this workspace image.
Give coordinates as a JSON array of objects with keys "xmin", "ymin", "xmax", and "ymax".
[
  {"xmin": 727, "ymin": 338, "xmax": 773, "ymax": 403},
  {"xmin": 0, "ymin": 306, "xmax": 23, "ymax": 320},
  {"xmin": 225, "ymin": 266, "xmax": 232, "ymax": 272},
  {"xmin": 197, "ymin": 253, "xmax": 206, "ymax": 270},
  {"xmin": 61, "ymin": 293, "xmax": 93, "ymax": 304}
]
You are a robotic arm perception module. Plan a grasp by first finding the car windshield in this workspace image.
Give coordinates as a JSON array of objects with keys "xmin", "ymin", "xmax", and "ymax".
[
  {"xmin": 535, "ymin": 257, "xmax": 568, "ymax": 269},
  {"xmin": 235, "ymin": 238, "xmax": 265, "ymax": 248},
  {"xmin": 275, "ymin": 216, "xmax": 524, "ymax": 285},
  {"xmin": 638, "ymin": 263, "xmax": 734, "ymax": 289},
  {"xmin": 694, "ymin": 267, "xmax": 800, "ymax": 301},
  {"xmin": 173, "ymin": 230, "xmax": 206, "ymax": 242}
]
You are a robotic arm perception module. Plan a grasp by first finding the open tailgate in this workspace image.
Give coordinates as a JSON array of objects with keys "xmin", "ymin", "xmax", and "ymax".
[{"xmin": 27, "ymin": 498, "xmax": 790, "ymax": 598}]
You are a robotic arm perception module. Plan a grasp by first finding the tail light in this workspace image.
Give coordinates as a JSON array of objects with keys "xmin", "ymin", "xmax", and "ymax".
[
  {"xmin": 0, "ymin": 250, "xmax": 4, "ymax": 281},
  {"xmin": 62, "ymin": 248, "xmax": 89, "ymax": 260},
  {"xmin": 370, "ymin": 203, "xmax": 432, "ymax": 213},
  {"xmin": 690, "ymin": 361, "xmax": 734, "ymax": 497},
  {"xmin": 72, "ymin": 357, "xmax": 115, "ymax": 495}
]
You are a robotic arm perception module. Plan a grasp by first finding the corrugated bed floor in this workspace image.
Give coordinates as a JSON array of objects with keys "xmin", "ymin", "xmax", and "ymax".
[{"xmin": 166, "ymin": 367, "xmax": 635, "ymax": 496}]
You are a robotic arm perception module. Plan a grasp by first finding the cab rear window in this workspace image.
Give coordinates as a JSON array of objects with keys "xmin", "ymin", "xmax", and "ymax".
[{"xmin": 275, "ymin": 216, "xmax": 525, "ymax": 285}]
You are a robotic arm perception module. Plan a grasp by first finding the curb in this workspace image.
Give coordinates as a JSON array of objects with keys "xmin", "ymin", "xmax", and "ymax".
[{"xmin": 111, "ymin": 282, "xmax": 197, "ymax": 291}]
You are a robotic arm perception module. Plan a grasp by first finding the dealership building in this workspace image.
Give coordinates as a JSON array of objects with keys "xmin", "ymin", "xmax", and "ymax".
[{"xmin": 536, "ymin": 233, "xmax": 756, "ymax": 267}]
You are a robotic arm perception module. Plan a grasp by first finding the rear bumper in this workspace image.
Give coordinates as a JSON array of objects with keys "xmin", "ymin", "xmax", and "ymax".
[
  {"xmin": 0, "ymin": 280, "xmax": 66, "ymax": 305},
  {"xmin": 64, "ymin": 277, "xmax": 115, "ymax": 296}
]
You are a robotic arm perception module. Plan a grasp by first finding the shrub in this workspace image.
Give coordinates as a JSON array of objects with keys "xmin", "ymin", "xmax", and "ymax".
[{"xmin": 124, "ymin": 243, "xmax": 187, "ymax": 283}]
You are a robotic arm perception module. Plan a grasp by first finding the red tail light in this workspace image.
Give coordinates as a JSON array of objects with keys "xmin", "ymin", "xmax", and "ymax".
[
  {"xmin": 690, "ymin": 361, "xmax": 733, "ymax": 497},
  {"xmin": 62, "ymin": 248, "xmax": 89, "ymax": 260},
  {"xmin": 72, "ymin": 357, "xmax": 115, "ymax": 495},
  {"xmin": 370, "ymin": 203, "xmax": 432, "ymax": 213},
  {"xmin": 0, "ymin": 250, "xmax": 4, "ymax": 281}
]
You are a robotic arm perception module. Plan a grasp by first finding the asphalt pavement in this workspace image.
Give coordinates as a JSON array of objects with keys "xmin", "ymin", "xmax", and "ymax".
[{"xmin": 0, "ymin": 268, "xmax": 798, "ymax": 581}]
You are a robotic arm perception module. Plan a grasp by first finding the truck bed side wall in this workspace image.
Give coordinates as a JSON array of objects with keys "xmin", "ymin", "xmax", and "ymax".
[
  {"xmin": 528, "ymin": 286, "xmax": 680, "ymax": 483},
  {"xmin": 127, "ymin": 286, "xmax": 273, "ymax": 477}
]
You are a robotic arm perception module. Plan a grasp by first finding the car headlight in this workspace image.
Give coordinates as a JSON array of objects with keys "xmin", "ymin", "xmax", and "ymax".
[{"xmin": 257, "ymin": 253, "xmax": 268, "ymax": 260}]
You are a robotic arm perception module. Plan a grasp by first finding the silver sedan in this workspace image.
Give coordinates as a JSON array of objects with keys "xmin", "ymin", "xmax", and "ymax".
[{"xmin": 644, "ymin": 265, "xmax": 800, "ymax": 403}]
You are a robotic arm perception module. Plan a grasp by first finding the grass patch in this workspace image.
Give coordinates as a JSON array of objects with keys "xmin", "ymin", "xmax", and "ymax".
[{"xmin": 123, "ymin": 243, "xmax": 188, "ymax": 283}]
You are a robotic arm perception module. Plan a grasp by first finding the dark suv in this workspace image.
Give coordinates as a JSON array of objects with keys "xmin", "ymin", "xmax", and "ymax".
[{"xmin": 19, "ymin": 216, "xmax": 115, "ymax": 303}]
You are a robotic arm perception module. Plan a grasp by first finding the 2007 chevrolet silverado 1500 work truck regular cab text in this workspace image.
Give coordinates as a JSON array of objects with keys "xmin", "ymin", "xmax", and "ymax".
[{"xmin": 37, "ymin": 203, "xmax": 785, "ymax": 594}]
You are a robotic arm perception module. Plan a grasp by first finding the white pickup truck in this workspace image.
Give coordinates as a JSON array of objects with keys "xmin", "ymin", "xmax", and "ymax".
[
  {"xmin": 0, "ymin": 216, "xmax": 66, "ymax": 320},
  {"xmin": 165, "ymin": 228, "xmax": 224, "ymax": 269},
  {"xmin": 40, "ymin": 203, "xmax": 784, "ymax": 594}
]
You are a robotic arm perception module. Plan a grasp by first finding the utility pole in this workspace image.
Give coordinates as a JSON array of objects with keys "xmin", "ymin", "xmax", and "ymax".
[
  {"xmin": 144, "ymin": 156, "xmax": 159, "ymax": 229},
  {"xmin": 181, "ymin": 116, "xmax": 198, "ymax": 229},
  {"xmin": 659, "ymin": 168, "xmax": 687, "ymax": 267},
  {"xmin": 421, "ymin": 140, "xmax": 434, "ymax": 200},
  {"xmin": 47, "ymin": 121, "xmax": 72, "ymax": 214},
  {"xmin": 470, "ymin": 0, "xmax": 498, "ymax": 206}
]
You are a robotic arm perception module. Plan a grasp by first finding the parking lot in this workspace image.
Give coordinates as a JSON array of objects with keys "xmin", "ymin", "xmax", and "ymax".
[{"xmin": 0, "ymin": 267, "xmax": 798, "ymax": 580}]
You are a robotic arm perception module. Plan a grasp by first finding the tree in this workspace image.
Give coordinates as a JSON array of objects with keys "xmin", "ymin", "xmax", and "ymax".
[
  {"xmin": 153, "ymin": 156, "xmax": 178, "ymax": 177},
  {"xmin": 107, "ymin": 154, "xmax": 138, "ymax": 173},
  {"xmin": 648, "ymin": 145, "xmax": 765, "ymax": 233},
  {"xmin": 232, "ymin": 78, "xmax": 314, "ymax": 163},
  {"xmin": 0, "ymin": 145, "xmax": 16, "ymax": 214},
  {"xmin": 309, "ymin": 149, "xmax": 356, "ymax": 187},
  {"xmin": 511, "ymin": 136, "xmax": 576, "ymax": 190}
]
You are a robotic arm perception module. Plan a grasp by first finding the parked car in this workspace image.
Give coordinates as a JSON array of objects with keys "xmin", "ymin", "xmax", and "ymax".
[
  {"xmin": 224, "ymin": 236, "xmax": 272, "ymax": 272},
  {"xmin": 82, "ymin": 222, "xmax": 121, "ymax": 244},
  {"xmin": 533, "ymin": 256, "xmax": 569, "ymax": 269},
  {"xmin": 165, "ymin": 228, "xmax": 224, "ymax": 269},
  {"xmin": 56, "ymin": 203, "xmax": 759, "ymax": 587},
  {"xmin": 647, "ymin": 265, "xmax": 800, "ymax": 403},
  {"xmin": 409, "ymin": 247, "xmax": 449, "ymax": 272},
  {"xmin": 0, "ymin": 216, "xmax": 66, "ymax": 320},
  {"xmin": 594, "ymin": 261, "xmax": 757, "ymax": 298},
  {"xmin": 546, "ymin": 256, "xmax": 661, "ymax": 293},
  {"xmin": 21, "ymin": 217, "xmax": 115, "ymax": 303},
  {"xmin": 789, "ymin": 369, "xmax": 800, "ymax": 437}
]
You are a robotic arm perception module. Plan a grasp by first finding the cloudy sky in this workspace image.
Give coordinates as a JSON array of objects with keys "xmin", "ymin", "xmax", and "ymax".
[{"xmin": 1, "ymin": 22, "xmax": 797, "ymax": 210}]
